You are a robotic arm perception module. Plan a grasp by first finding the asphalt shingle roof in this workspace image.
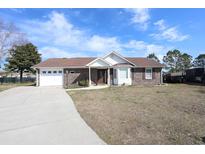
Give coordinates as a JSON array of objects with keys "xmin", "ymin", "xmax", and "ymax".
[{"xmin": 33, "ymin": 57, "xmax": 164, "ymax": 68}]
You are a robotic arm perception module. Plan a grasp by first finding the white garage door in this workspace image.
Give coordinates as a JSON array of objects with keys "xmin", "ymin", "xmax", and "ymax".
[{"xmin": 40, "ymin": 69, "xmax": 63, "ymax": 86}]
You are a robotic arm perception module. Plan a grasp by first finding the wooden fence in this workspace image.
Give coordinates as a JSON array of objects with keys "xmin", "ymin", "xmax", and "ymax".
[{"xmin": 163, "ymin": 68, "xmax": 205, "ymax": 84}]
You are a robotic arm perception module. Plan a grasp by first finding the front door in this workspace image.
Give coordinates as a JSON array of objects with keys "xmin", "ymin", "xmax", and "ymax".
[{"xmin": 97, "ymin": 69, "xmax": 107, "ymax": 84}]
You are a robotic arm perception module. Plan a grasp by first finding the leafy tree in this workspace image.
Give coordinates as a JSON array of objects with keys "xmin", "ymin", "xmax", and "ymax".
[
  {"xmin": 147, "ymin": 53, "xmax": 160, "ymax": 62},
  {"xmin": 5, "ymin": 43, "xmax": 41, "ymax": 82},
  {"xmin": 180, "ymin": 53, "xmax": 193, "ymax": 70},
  {"xmin": 193, "ymin": 54, "xmax": 205, "ymax": 67},
  {"xmin": 163, "ymin": 49, "xmax": 192, "ymax": 72}
]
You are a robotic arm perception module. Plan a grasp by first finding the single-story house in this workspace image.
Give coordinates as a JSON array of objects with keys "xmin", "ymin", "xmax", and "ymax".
[{"xmin": 32, "ymin": 51, "xmax": 165, "ymax": 88}]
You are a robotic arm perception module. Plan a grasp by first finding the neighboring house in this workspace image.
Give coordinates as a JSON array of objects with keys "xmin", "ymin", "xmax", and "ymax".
[
  {"xmin": 0, "ymin": 71, "xmax": 6, "ymax": 78},
  {"xmin": 0, "ymin": 71, "xmax": 35, "ymax": 78},
  {"xmin": 32, "ymin": 51, "xmax": 165, "ymax": 88}
]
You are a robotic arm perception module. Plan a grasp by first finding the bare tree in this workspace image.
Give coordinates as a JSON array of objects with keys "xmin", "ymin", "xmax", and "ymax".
[{"xmin": 0, "ymin": 19, "xmax": 27, "ymax": 68}]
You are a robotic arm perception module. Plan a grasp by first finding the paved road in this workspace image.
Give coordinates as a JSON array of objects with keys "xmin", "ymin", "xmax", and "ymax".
[{"xmin": 0, "ymin": 86, "xmax": 105, "ymax": 144}]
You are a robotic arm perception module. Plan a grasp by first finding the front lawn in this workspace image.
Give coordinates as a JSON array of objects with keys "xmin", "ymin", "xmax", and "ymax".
[
  {"xmin": 0, "ymin": 82, "xmax": 35, "ymax": 92},
  {"xmin": 68, "ymin": 84, "xmax": 205, "ymax": 144}
]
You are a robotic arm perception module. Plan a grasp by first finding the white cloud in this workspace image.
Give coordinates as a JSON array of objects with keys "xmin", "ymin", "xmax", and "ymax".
[
  {"xmin": 19, "ymin": 11, "xmax": 123, "ymax": 55},
  {"xmin": 19, "ymin": 11, "xmax": 171, "ymax": 61},
  {"xmin": 127, "ymin": 8, "xmax": 150, "ymax": 30},
  {"xmin": 39, "ymin": 47, "xmax": 70, "ymax": 59},
  {"xmin": 151, "ymin": 19, "xmax": 189, "ymax": 42},
  {"xmin": 125, "ymin": 40, "xmax": 146, "ymax": 50},
  {"xmin": 20, "ymin": 11, "xmax": 86, "ymax": 48},
  {"xmin": 86, "ymin": 35, "xmax": 121, "ymax": 52},
  {"xmin": 153, "ymin": 19, "xmax": 167, "ymax": 30},
  {"xmin": 39, "ymin": 46, "xmax": 86, "ymax": 59},
  {"xmin": 124, "ymin": 40, "xmax": 166, "ymax": 53},
  {"xmin": 123, "ymin": 40, "xmax": 172, "ymax": 61}
]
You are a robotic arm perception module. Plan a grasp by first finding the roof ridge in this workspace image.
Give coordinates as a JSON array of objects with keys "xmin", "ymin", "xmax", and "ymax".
[
  {"xmin": 45, "ymin": 57, "xmax": 97, "ymax": 60},
  {"xmin": 68, "ymin": 57, "xmax": 97, "ymax": 58},
  {"xmin": 126, "ymin": 57, "xmax": 148, "ymax": 59}
]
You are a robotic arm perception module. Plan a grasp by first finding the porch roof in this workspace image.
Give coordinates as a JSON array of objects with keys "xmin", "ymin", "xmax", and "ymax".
[{"xmin": 113, "ymin": 63, "xmax": 133, "ymax": 67}]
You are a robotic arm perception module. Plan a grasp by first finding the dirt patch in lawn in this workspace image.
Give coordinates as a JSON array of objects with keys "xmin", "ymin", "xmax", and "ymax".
[{"xmin": 69, "ymin": 84, "xmax": 205, "ymax": 144}]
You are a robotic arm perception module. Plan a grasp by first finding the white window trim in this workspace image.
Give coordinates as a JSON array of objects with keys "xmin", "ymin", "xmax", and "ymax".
[{"xmin": 145, "ymin": 68, "xmax": 152, "ymax": 80}]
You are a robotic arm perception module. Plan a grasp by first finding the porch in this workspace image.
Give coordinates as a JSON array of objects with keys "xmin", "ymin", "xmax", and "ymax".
[
  {"xmin": 63, "ymin": 67, "xmax": 132, "ymax": 88},
  {"xmin": 88, "ymin": 67, "xmax": 111, "ymax": 86},
  {"xmin": 63, "ymin": 67, "xmax": 113, "ymax": 88}
]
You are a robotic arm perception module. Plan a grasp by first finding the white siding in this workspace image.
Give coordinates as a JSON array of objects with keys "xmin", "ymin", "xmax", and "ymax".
[
  {"xmin": 89, "ymin": 59, "xmax": 110, "ymax": 67},
  {"xmin": 113, "ymin": 68, "xmax": 132, "ymax": 85},
  {"xmin": 104, "ymin": 53, "xmax": 128, "ymax": 65}
]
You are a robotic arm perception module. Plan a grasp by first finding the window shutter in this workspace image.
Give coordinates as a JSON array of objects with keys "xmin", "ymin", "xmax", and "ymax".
[
  {"xmin": 142, "ymin": 68, "xmax": 145, "ymax": 80},
  {"xmin": 152, "ymin": 68, "xmax": 155, "ymax": 79}
]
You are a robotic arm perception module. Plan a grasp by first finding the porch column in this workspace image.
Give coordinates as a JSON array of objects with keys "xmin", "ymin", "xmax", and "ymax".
[
  {"xmin": 36, "ymin": 69, "xmax": 39, "ymax": 87},
  {"xmin": 89, "ymin": 66, "xmax": 91, "ymax": 86},
  {"xmin": 160, "ymin": 69, "xmax": 163, "ymax": 84},
  {"xmin": 107, "ymin": 68, "xmax": 110, "ymax": 86}
]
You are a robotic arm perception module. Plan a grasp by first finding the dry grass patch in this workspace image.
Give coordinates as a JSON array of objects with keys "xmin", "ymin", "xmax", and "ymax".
[
  {"xmin": 69, "ymin": 84, "xmax": 205, "ymax": 144},
  {"xmin": 0, "ymin": 82, "xmax": 34, "ymax": 92}
]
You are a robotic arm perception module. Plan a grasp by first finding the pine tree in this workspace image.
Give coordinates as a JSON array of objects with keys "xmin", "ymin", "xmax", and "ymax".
[{"xmin": 5, "ymin": 43, "xmax": 41, "ymax": 82}]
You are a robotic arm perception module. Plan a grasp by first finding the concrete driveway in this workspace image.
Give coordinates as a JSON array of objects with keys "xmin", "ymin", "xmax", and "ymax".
[{"xmin": 0, "ymin": 86, "xmax": 105, "ymax": 144}]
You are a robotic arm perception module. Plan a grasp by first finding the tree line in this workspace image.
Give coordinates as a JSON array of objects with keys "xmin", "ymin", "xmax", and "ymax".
[{"xmin": 147, "ymin": 50, "xmax": 205, "ymax": 73}]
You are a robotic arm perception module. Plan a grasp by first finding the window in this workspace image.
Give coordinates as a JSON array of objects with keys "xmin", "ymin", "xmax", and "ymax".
[
  {"xmin": 70, "ymin": 71, "xmax": 75, "ymax": 74},
  {"xmin": 42, "ymin": 71, "xmax": 46, "ymax": 74},
  {"xmin": 58, "ymin": 70, "xmax": 62, "ymax": 74},
  {"xmin": 53, "ymin": 71, "xmax": 57, "ymax": 74},
  {"xmin": 48, "ymin": 71, "xmax": 52, "ymax": 74},
  {"xmin": 119, "ymin": 68, "xmax": 128, "ymax": 79},
  {"xmin": 145, "ymin": 68, "xmax": 152, "ymax": 79}
]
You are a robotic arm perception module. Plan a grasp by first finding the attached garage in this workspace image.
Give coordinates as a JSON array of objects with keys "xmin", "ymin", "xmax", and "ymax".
[{"xmin": 39, "ymin": 68, "xmax": 63, "ymax": 86}]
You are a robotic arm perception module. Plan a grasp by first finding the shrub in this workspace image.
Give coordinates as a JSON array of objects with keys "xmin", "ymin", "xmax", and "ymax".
[{"xmin": 78, "ymin": 79, "xmax": 89, "ymax": 87}]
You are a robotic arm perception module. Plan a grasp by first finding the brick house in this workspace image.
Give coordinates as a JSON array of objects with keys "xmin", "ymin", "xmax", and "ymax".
[{"xmin": 32, "ymin": 51, "xmax": 165, "ymax": 88}]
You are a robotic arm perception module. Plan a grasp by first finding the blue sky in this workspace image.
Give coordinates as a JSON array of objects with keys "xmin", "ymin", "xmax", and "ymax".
[{"xmin": 0, "ymin": 8, "xmax": 204, "ymax": 61}]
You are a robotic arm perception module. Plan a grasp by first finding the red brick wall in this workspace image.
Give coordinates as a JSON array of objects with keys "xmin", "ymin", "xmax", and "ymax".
[
  {"xmin": 63, "ymin": 68, "xmax": 88, "ymax": 88},
  {"xmin": 132, "ymin": 68, "xmax": 162, "ymax": 85},
  {"xmin": 63, "ymin": 68, "xmax": 98, "ymax": 88},
  {"xmin": 91, "ymin": 68, "xmax": 97, "ymax": 85},
  {"xmin": 63, "ymin": 67, "xmax": 162, "ymax": 88}
]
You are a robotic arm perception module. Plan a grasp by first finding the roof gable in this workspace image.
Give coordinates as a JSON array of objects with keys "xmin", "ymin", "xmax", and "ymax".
[
  {"xmin": 103, "ymin": 51, "xmax": 136, "ymax": 66},
  {"xmin": 86, "ymin": 58, "xmax": 111, "ymax": 67}
]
